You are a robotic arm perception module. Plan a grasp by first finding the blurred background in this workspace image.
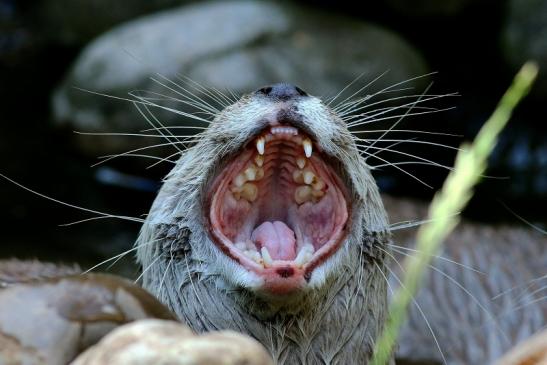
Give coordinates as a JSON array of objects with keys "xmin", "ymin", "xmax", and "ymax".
[{"xmin": 1, "ymin": 0, "xmax": 546, "ymax": 276}]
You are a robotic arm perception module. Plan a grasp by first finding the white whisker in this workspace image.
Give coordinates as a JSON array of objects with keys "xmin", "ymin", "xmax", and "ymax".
[{"xmin": 0, "ymin": 173, "xmax": 144, "ymax": 224}]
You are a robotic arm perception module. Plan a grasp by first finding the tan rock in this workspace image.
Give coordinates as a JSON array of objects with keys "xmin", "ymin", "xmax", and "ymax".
[{"xmin": 71, "ymin": 319, "xmax": 274, "ymax": 365}]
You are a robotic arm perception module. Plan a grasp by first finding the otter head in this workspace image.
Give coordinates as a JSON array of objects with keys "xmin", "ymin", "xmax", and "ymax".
[{"xmin": 137, "ymin": 82, "xmax": 389, "ymax": 314}]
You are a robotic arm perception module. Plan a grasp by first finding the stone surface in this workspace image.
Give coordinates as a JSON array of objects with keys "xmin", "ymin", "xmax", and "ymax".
[
  {"xmin": 52, "ymin": 0, "xmax": 427, "ymax": 157},
  {"xmin": 494, "ymin": 328, "xmax": 547, "ymax": 365},
  {"xmin": 39, "ymin": 0, "xmax": 190, "ymax": 45},
  {"xmin": 0, "ymin": 259, "xmax": 80, "ymax": 288},
  {"xmin": 502, "ymin": 0, "xmax": 547, "ymax": 95},
  {"xmin": 0, "ymin": 273, "xmax": 176, "ymax": 365},
  {"xmin": 71, "ymin": 319, "xmax": 274, "ymax": 365}
]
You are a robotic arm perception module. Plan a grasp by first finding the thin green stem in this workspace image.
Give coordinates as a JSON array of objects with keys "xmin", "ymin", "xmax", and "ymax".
[{"xmin": 370, "ymin": 62, "xmax": 538, "ymax": 365}]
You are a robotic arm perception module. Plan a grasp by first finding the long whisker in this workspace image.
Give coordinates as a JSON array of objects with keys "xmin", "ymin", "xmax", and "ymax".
[
  {"xmin": 140, "ymin": 126, "xmax": 207, "ymax": 132},
  {"xmin": 389, "ymin": 244, "xmax": 483, "ymax": 274},
  {"xmin": 330, "ymin": 71, "xmax": 389, "ymax": 108},
  {"xmin": 135, "ymin": 254, "xmax": 162, "ymax": 284},
  {"xmin": 176, "ymin": 74, "xmax": 234, "ymax": 107},
  {"xmin": 376, "ymin": 260, "xmax": 448, "ymax": 365},
  {"xmin": 359, "ymin": 144, "xmax": 454, "ymax": 172},
  {"xmin": 391, "ymin": 246, "xmax": 511, "ymax": 345},
  {"xmin": 83, "ymin": 239, "xmax": 159, "ymax": 274},
  {"xmin": 358, "ymin": 83, "xmax": 430, "ymax": 147},
  {"xmin": 340, "ymin": 92, "xmax": 455, "ymax": 118},
  {"xmin": 372, "ymin": 161, "xmax": 454, "ymax": 170},
  {"xmin": 149, "ymin": 76, "xmax": 221, "ymax": 115},
  {"xmin": 146, "ymin": 151, "xmax": 184, "ymax": 169},
  {"xmin": 359, "ymin": 148, "xmax": 433, "ymax": 188},
  {"xmin": 91, "ymin": 141, "xmax": 187, "ymax": 167},
  {"xmin": 350, "ymin": 129, "xmax": 460, "ymax": 137},
  {"xmin": 130, "ymin": 88, "xmax": 218, "ymax": 116},
  {"xmin": 334, "ymin": 72, "xmax": 439, "ymax": 114},
  {"xmin": 75, "ymin": 87, "xmax": 211, "ymax": 124},
  {"xmin": 347, "ymin": 107, "xmax": 456, "ymax": 128},
  {"xmin": 130, "ymin": 97, "xmax": 186, "ymax": 152},
  {"xmin": 356, "ymin": 138, "xmax": 460, "ymax": 151},
  {"xmin": 0, "ymin": 173, "xmax": 144, "ymax": 224},
  {"xmin": 325, "ymin": 71, "xmax": 367, "ymax": 106}
]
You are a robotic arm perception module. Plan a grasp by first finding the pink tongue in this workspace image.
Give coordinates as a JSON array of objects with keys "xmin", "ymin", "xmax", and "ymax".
[{"xmin": 251, "ymin": 221, "xmax": 296, "ymax": 260}]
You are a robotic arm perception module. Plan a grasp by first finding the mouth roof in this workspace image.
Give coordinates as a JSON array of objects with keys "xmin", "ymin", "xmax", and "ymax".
[{"xmin": 208, "ymin": 124, "xmax": 349, "ymax": 293}]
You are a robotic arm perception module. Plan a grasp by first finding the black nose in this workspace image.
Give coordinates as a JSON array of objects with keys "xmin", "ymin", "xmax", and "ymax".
[{"xmin": 255, "ymin": 83, "xmax": 308, "ymax": 100}]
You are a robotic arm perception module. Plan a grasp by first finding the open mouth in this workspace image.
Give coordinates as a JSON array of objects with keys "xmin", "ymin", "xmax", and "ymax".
[{"xmin": 207, "ymin": 124, "xmax": 349, "ymax": 294}]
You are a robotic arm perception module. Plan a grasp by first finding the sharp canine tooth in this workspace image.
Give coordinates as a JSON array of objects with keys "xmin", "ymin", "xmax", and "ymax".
[
  {"xmin": 261, "ymin": 247, "xmax": 273, "ymax": 266},
  {"xmin": 241, "ymin": 183, "xmax": 258, "ymax": 202},
  {"xmin": 235, "ymin": 242, "xmax": 247, "ymax": 250},
  {"xmin": 303, "ymin": 138, "xmax": 312, "ymax": 158},
  {"xmin": 256, "ymin": 137, "xmax": 265, "ymax": 155},
  {"xmin": 244, "ymin": 250, "xmax": 262, "ymax": 264},
  {"xmin": 295, "ymin": 185, "xmax": 313, "ymax": 204},
  {"xmin": 244, "ymin": 166, "xmax": 257, "ymax": 181},
  {"xmin": 296, "ymin": 157, "xmax": 306, "ymax": 169},
  {"xmin": 254, "ymin": 155, "xmax": 264, "ymax": 167},
  {"xmin": 234, "ymin": 174, "xmax": 246, "ymax": 187},
  {"xmin": 303, "ymin": 170, "xmax": 315, "ymax": 185},
  {"xmin": 294, "ymin": 244, "xmax": 315, "ymax": 267}
]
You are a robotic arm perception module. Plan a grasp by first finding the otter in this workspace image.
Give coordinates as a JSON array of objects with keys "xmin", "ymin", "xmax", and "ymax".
[{"xmin": 136, "ymin": 83, "xmax": 392, "ymax": 364}]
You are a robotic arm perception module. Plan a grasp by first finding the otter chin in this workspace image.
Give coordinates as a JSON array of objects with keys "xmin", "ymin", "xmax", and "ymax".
[
  {"xmin": 207, "ymin": 124, "xmax": 350, "ymax": 294},
  {"xmin": 137, "ymin": 83, "xmax": 391, "ymax": 364}
]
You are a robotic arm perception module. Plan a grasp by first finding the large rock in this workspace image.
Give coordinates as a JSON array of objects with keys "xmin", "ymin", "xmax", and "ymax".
[
  {"xmin": 0, "ymin": 272, "xmax": 176, "ymax": 365},
  {"xmin": 52, "ymin": 0, "xmax": 427, "ymax": 158},
  {"xmin": 71, "ymin": 319, "xmax": 273, "ymax": 365},
  {"xmin": 502, "ymin": 0, "xmax": 547, "ymax": 95},
  {"xmin": 39, "ymin": 0, "xmax": 190, "ymax": 45}
]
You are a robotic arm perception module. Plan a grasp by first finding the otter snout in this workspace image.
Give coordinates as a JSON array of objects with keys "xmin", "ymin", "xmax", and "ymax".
[{"xmin": 255, "ymin": 83, "xmax": 308, "ymax": 101}]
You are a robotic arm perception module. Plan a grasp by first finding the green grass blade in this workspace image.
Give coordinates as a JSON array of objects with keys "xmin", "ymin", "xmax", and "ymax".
[{"xmin": 370, "ymin": 62, "xmax": 538, "ymax": 365}]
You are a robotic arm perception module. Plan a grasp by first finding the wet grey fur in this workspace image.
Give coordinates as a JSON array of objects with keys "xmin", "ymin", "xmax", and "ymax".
[{"xmin": 136, "ymin": 91, "xmax": 393, "ymax": 364}]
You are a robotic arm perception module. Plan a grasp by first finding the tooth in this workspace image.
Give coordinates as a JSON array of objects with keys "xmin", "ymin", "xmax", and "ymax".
[
  {"xmin": 256, "ymin": 167, "xmax": 264, "ymax": 180},
  {"xmin": 303, "ymin": 170, "xmax": 315, "ymax": 185},
  {"xmin": 294, "ymin": 244, "xmax": 315, "ymax": 267},
  {"xmin": 233, "ymin": 174, "xmax": 246, "ymax": 187},
  {"xmin": 254, "ymin": 155, "xmax": 264, "ymax": 167},
  {"xmin": 241, "ymin": 183, "xmax": 258, "ymax": 202},
  {"xmin": 296, "ymin": 156, "xmax": 306, "ymax": 169},
  {"xmin": 244, "ymin": 250, "xmax": 262, "ymax": 264},
  {"xmin": 244, "ymin": 166, "xmax": 257, "ymax": 181},
  {"xmin": 292, "ymin": 170, "xmax": 304, "ymax": 184},
  {"xmin": 261, "ymin": 247, "xmax": 273, "ymax": 267},
  {"xmin": 312, "ymin": 178, "xmax": 325, "ymax": 191},
  {"xmin": 235, "ymin": 242, "xmax": 247, "ymax": 250},
  {"xmin": 312, "ymin": 190, "xmax": 325, "ymax": 200},
  {"xmin": 256, "ymin": 137, "xmax": 265, "ymax": 155},
  {"xmin": 303, "ymin": 138, "xmax": 312, "ymax": 158},
  {"xmin": 294, "ymin": 185, "xmax": 313, "ymax": 204}
]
